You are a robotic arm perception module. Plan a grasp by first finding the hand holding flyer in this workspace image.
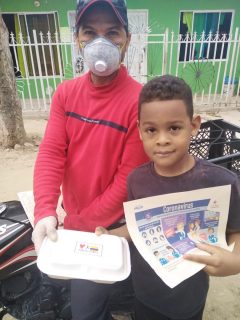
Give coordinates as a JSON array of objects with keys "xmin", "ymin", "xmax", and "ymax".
[
  {"xmin": 184, "ymin": 241, "xmax": 238, "ymax": 276},
  {"xmin": 124, "ymin": 185, "xmax": 233, "ymax": 288}
]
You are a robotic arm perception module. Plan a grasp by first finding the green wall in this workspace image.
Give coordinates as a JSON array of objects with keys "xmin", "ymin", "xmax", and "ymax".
[
  {"xmin": 126, "ymin": 0, "xmax": 240, "ymax": 92},
  {"xmin": 1, "ymin": 0, "xmax": 240, "ymax": 33},
  {"xmin": 1, "ymin": 0, "xmax": 240, "ymax": 96},
  {"xmin": 128, "ymin": 0, "xmax": 240, "ymax": 34},
  {"xmin": 0, "ymin": 0, "xmax": 76, "ymax": 28},
  {"xmin": 1, "ymin": 0, "xmax": 240, "ymax": 32}
]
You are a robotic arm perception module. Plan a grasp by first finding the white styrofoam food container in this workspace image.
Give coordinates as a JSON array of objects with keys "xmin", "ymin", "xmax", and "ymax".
[{"xmin": 37, "ymin": 229, "xmax": 131, "ymax": 283}]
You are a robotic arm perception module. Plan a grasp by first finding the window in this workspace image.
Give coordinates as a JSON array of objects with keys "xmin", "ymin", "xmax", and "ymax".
[
  {"xmin": 3, "ymin": 12, "xmax": 61, "ymax": 77},
  {"xmin": 179, "ymin": 11, "xmax": 233, "ymax": 61}
]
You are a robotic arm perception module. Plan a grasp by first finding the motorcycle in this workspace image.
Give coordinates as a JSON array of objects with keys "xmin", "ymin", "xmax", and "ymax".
[{"xmin": 0, "ymin": 201, "xmax": 134, "ymax": 320}]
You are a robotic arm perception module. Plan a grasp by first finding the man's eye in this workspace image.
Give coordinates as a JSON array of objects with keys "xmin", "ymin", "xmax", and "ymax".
[
  {"xmin": 107, "ymin": 30, "xmax": 119, "ymax": 36},
  {"xmin": 84, "ymin": 30, "xmax": 95, "ymax": 36}
]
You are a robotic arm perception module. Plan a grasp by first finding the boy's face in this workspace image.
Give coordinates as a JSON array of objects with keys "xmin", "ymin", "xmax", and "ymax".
[
  {"xmin": 138, "ymin": 99, "xmax": 201, "ymax": 177},
  {"xmin": 77, "ymin": 5, "xmax": 130, "ymax": 62}
]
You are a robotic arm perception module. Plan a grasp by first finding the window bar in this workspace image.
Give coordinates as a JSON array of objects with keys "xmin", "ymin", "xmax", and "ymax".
[
  {"xmin": 136, "ymin": 34, "xmax": 142, "ymax": 82},
  {"xmin": 17, "ymin": 14, "xmax": 34, "ymax": 110},
  {"xmin": 233, "ymin": 47, "xmax": 240, "ymax": 104},
  {"xmin": 199, "ymin": 32, "xmax": 210, "ymax": 105},
  {"xmin": 62, "ymin": 41, "xmax": 70, "ymax": 79},
  {"xmin": 206, "ymin": 31, "xmax": 211, "ymax": 59},
  {"xmin": 168, "ymin": 31, "xmax": 174, "ymax": 74},
  {"xmin": 232, "ymin": 30, "xmax": 240, "ymax": 105},
  {"xmin": 162, "ymin": 28, "xmax": 168, "ymax": 75},
  {"xmin": 175, "ymin": 33, "xmax": 181, "ymax": 76},
  {"xmin": 212, "ymin": 31, "xmax": 219, "ymax": 67},
  {"xmin": 47, "ymin": 31, "xmax": 57, "ymax": 91},
  {"xmin": 188, "ymin": 34, "xmax": 193, "ymax": 63},
  {"xmin": 71, "ymin": 30, "xmax": 78, "ymax": 77},
  {"xmin": 183, "ymin": 32, "xmax": 189, "ymax": 68},
  {"xmin": 213, "ymin": 33, "xmax": 226, "ymax": 102},
  {"xmin": 232, "ymin": 31, "xmax": 240, "ymax": 94},
  {"xmin": 27, "ymin": 32, "xmax": 41, "ymax": 110},
  {"xmin": 224, "ymin": 27, "xmax": 239, "ymax": 103},
  {"xmin": 208, "ymin": 32, "xmax": 218, "ymax": 104},
  {"xmin": 206, "ymin": 31, "xmax": 212, "ymax": 104},
  {"xmin": 199, "ymin": 31, "xmax": 205, "ymax": 60},
  {"xmin": 235, "ymin": 35, "xmax": 240, "ymax": 99},
  {"xmin": 20, "ymin": 31, "xmax": 39, "ymax": 110},
  {"xmin": 54, "ymin": 12, "xmax": 58, "ymax": 37},
  {"xmin": 221, "ymin": 32, "xmax": 232, "ymax": 99},
  {"xmin": 10, "ymin": 32, "xmax": 20, "ymax": 72},
  {"xmin": 217, "ymin": 13, "xmax": 221, "ymax": 33},
  {"xmin": 55, "ymin": 30, "xmax": 64, "ymax": 82},
  {"xmin": 24, "ymin": 14, "xmax": 30, "ymax": 38},
  {"xmin": 191, "ymin": 32, "xmax": 197, "ymax": 61},
  {"xmin": 10, "ymin": 32, "xmax": 27, "ymax": 110},
  {"xmin": 64, "ymin": 42, "xmax": 69, "ymax": 66},
  {"xmin": 40, "ymin": 32, "xmax": 51, "ymax": 106},
  {"xmin": 33, "ymin": 30, "xmax": 47, "ymax": 110}
]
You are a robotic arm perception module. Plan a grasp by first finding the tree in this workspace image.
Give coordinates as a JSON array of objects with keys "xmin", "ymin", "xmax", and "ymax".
[{"xmin": 0, "ymin": 14, "xmax": 26, "ymax": 148}]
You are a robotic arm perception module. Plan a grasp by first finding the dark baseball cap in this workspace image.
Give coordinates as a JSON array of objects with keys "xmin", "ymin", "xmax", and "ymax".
[{"xmin": 76, "ymin": 0, "xmax": 128, "ymax": 28}]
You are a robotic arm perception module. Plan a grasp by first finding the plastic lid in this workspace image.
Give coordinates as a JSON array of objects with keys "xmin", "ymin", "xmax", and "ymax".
[{"xmin": 37, "ymin": 229, "xmax": 131, "ymax": 283}]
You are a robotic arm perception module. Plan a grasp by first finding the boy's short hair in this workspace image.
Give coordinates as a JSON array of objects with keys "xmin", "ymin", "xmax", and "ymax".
[{"xmin": 138, "ymin": 75, "xmax": 193, "ymax": 119}]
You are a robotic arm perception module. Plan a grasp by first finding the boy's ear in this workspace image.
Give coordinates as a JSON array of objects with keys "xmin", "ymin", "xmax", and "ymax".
[
  {"xmin": 191, "ymin": 115, "xmax": 201, "ymax": 137},
  {"xmin": 137, "ymin": 120, "xmax": 143, "ymax": 141}
]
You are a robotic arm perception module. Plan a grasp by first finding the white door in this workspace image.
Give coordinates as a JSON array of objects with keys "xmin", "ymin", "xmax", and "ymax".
[{"xmin": 126, "ymin": 9, "xmax": 148, "ymax": 83}]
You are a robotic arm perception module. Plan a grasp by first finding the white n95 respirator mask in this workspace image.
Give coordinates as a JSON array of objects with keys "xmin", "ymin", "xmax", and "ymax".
[{"xmin": 80, "ymin": 37, "xmax": 122, "ymax": 77}]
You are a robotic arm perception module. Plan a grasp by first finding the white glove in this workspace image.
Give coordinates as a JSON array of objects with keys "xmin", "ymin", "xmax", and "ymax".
[{"xmin": 32, "ymin": 216, "xmax": 58, "ymax": 254}]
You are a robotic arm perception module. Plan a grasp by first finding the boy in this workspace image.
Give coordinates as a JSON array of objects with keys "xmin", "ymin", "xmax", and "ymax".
[{"xmin": 97, "ymin": 75, "xmax": 240, "ymax": 320}]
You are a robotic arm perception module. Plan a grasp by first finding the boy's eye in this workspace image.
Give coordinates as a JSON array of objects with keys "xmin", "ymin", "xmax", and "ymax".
[
  {"xmin": 169, "ymin": 126, "xmax": 181, "ymax": 133},
  {"xmin": 146, "ymin": 127, "xmax": 156, "ymax": 134}
]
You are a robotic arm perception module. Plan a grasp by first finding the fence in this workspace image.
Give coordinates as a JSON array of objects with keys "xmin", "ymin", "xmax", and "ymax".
[{"xmin": 9, "ymin": 28, "xmax": 240, "ymax": 112}]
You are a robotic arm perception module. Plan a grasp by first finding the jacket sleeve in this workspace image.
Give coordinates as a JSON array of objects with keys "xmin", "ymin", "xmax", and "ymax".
[
  {"xmin": 64, "ymin": 105, "xmax": 148, "ymax": 231},
  {"xmin": 33, "ymin": 83, "xmax": 68, "ymax": 225}
]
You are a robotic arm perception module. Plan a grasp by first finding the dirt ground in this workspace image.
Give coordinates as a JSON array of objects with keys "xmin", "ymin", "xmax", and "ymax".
[{"xmin": 1, "ymin": 111, "xmax": 240, "ymax": 320}]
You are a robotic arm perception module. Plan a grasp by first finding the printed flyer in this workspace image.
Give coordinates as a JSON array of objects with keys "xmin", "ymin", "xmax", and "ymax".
[{"xmin": 124, "ymin": 185, "xmax": 233, "ymax": 288}]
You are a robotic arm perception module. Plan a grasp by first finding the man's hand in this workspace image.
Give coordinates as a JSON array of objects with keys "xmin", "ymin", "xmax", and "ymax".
[
  {"xmin": 32, "ymin": 216, "xmax": 58, "ymax": 254},
  {"xmin": 184, "ymin": 242, "xmax": 240, "ymax": 276}
]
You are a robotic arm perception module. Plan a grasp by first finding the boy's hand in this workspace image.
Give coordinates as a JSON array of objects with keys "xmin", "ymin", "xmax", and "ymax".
[
  {"xmin": 95, "ymin": 226, "xmax": 110, "ymax": 236},
  {"xmin": 184, "ymin": 242, "xmax": 240, "ymax": 276},
  {"xmin": 95, "ymin": 224, "xmax": 131, "ymax": 240}
]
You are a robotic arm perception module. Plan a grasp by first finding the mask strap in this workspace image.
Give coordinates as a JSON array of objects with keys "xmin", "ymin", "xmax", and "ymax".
[{"xmin": 79, "ymin": 42, "xmax": 85, "ymax": 49}]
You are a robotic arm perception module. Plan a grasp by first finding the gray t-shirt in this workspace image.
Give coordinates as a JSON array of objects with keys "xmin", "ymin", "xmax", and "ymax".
[{"xmin": 127, "ymin": 158, "xmax": 240, "ymax": 319}]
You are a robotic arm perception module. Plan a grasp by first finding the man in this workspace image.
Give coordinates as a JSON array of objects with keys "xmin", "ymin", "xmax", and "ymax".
[{"xmin": 32, "ymin": 1, "xmax": 148, "ymax": 319}]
